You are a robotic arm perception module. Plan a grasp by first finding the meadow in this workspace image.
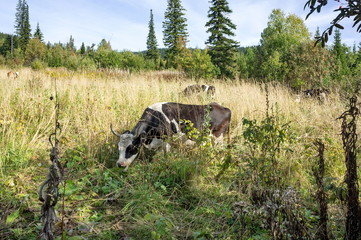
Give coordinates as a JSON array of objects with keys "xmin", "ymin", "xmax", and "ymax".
[{"xmin": 0, "ymin": 67, "xmax": 357, "ymax": 239}]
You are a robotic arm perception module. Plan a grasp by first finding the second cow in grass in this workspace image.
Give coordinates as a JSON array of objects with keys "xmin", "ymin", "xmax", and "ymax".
[{"xmin": 183, "ymin": 84, "xmax": 216, "ymax": 96}]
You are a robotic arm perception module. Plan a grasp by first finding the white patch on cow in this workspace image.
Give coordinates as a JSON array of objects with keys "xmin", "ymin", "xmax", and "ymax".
[
  {"xmin": 144, "ymin": 138, "xmax": 163, "ymax": 149},
  {"xmin": 204, "ymin": 85, "xmax": 210, "ymax": 93},
  {"xmin": 149, "ymin": 102, "xmax": 180, "ymax": 133},
  {"xmin": 144, "ymin": 138, "xmax": 171, "ymax": 152},
  {"xmin": 171, "ymin": 119, "xmax": 180, "ymax": 133},
  {"xmin": 116, "ymin": 133, "xmax": 137, "ymax": 168},
  {"xmin": 149, "ymin": 102, "xmax": 169, "ymax": 119},
  {"xmin": 319, "ymin": 92, "xmax": 327, "ymax": 102}
]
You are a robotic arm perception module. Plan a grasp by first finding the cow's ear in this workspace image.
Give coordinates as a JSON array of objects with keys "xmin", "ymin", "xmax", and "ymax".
[{"xmin": 122, "ymin": 130, "xmax": 130, "ymax": 134}]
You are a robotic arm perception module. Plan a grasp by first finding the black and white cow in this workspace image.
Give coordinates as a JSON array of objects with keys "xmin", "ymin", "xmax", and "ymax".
[
  {"xmin": 303, "ymin": 88, "xmax": 330, "ymax": 102},
  {"xmin": 111, "ymin": 102, "xmax": 231, "ymax": 170},
  {"xmin": 183, "ymin": 84, "xmax": 216, "ymax": 96}
]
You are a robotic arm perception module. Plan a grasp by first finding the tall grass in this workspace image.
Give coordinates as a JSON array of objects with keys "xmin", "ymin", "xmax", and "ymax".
[{"xmin": 0, "ymin": 67, "xmax": 353, "ymax": 238}]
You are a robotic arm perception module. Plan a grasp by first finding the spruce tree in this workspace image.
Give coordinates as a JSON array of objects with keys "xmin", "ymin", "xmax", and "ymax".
[
  {"xmin": 15, "ymin": 0, "xmax": 31, "ymax": 53},
  {"xmin": 205, "ymin": 0, "xmax": 239, "ymax": 78},
  {"xmin": 333, "ymin": 29, "xmax": 343, "ymax": 58},
  {"xmin": 163, "ymin": 0, "xmax": 188, "ymax": 67},
  {"xmin": 66, "ymin": 35, "xmax": 75, "ymax": 52},
  {"xmin": 33, "ymin": 22, "xmax": 44, "ymax": 42},
  {"xmin": 146, "ymin": 9, "xmax": 160, "ymax": 62},
  {"xmin": 332, "ymin": 28, "xmax": 348, "ymax": 76},
  {"xmin": 315, "ymin": 27, "xmax": 320, "ymax": 39},
  {"xmin": 80, "ymin": 42, "xmax": 86, "ymax": 55}
]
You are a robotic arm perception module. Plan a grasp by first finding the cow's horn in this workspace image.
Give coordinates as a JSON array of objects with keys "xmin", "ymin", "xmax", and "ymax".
[{"xmin": 110, "ymin": 123, "xmax": 122, "ymax": 137}]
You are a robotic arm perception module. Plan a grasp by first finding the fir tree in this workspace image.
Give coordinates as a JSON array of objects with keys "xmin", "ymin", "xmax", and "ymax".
[
  {"xmin": 205, "ymin": 0, "xmax": 239, "ymax": 78},
  {"xmin": 15, "ymin": 0, "xmax": 31, "ymax": 53},
  {"xmin": 146, "ymin": 9, "xmax": 160, "ymax": 62},
  {"xmin": 163, "ymin": 0, "xmax": 188, "ymax": 67},
  {"xmin": 33, "ymin": 22, "xmax": 44, "ymax": 42}
]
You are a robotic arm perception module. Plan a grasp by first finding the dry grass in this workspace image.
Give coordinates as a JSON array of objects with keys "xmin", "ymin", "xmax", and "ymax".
[
  {"xmin": 0, "ymin": 67, "xmax": 347, "ymax": 164},
  {"xmin": 0, "ymin": 67, "xmax": 356, "ymax": 238}
]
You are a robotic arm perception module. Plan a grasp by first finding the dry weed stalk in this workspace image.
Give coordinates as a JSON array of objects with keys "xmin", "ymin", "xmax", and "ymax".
[
  {"xmin": 38, "ymin": 79, "xmax": 64, "ymax": 240},
  {"xmin": 313, "ymin": 139, "xmax": 329, "ymax": 240},
  {"xmin": 337, "ymin": 96, "xmax": 361, "ymax": 240}
]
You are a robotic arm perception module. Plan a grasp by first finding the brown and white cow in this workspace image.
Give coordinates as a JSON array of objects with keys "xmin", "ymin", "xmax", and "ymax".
[
  {"xmin": 183, "ymin": 84, "xmax": 216, "ymax": 96},
  {"xmin": 111, "ymin": 102, "xmax": 231, "ymax": 170},
  {"xmin": 7, "ymin": 71, "xmax": 19, "ymax": 79}
]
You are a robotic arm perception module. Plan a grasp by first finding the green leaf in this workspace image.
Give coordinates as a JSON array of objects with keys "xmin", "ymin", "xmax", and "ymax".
[
  {"xmin": 64, "ymin": 180, "xmax": 79, "ymax": 195},
  {"xmin": 334, "ymin": 23, "xmax": 344, "ymax": 29},
  {"xmin": 328, "ymin": 26, "xmax": 333, "ymax": 35},
  {"xmin": 144, "ymin": 213, "xmax": 154, "ymax": 221},
  {"xmin": 6, "ymin": 209, "xmax": 20, "ymax": 225}
]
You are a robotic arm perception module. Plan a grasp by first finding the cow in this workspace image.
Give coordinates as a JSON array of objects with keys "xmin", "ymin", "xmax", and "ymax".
[
  {"xmin": 7, "ymin": 71, "xmax": 19, "ymax": 79},
  {"xmin": 111, "ymin": 102, "xmax": 231, "ymax": 170},
  {"xmin": 183, "ymin": 84, "xmax": 216, "ymax": 96},
  {"xmin": 303, "ymin": 88, "xmax": 329, "ymax": 103}
]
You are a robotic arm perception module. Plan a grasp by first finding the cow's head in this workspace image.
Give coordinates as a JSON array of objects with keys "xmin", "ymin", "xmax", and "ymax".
[{"xmin": 111, "ymin": 124, "xmax": 145, "ymax": 170}]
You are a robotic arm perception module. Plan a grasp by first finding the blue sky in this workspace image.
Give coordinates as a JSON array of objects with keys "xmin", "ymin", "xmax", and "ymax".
[{"xmin": 0, "ymin": 0, "xmax": 359, "ymax": 51}]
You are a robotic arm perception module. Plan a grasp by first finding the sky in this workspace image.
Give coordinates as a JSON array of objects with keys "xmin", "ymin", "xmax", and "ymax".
[{"xmin": 0, "ymin": 0, "xmax": 360, "ymax": 52}]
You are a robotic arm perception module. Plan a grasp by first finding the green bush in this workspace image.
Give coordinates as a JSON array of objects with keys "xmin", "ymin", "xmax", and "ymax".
[
  {"xmin": 31, "ymin": 59, "xmax": 46, "ymax": 71},
  {"xmin": 182, "ymin": 49, "xmax": 217, "ymax": 79}
]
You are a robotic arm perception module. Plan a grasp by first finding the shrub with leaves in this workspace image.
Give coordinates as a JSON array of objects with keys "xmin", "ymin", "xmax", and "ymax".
[{"xmin": 241, "ymin": 112, "xmax": 293, "ymax": 190}]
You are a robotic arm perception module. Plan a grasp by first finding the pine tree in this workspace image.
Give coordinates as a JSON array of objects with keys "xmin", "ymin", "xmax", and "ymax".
[
  {"xmin": 146, "ymin": 9, "xmax": 160, "ymax": 62},
  {"xmin": 15, "ymin": 0, "xmax": 31, "ymax": 53},
  {"xmin": 33, "ymin": 22, "xmax": 44, "ymax": 42},
  {"xmin": 163, "ymin": 0, "xmax": 188, "ymax": 67},
  {"xmin": 205, "ymin": 0, "xmax": 239, "ymax": 78}
]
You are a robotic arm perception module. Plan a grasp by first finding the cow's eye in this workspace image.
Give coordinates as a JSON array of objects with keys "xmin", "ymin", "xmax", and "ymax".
[{"xmin": 125, "ymin": 144, "xmax": 138, "ymax": 158}]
